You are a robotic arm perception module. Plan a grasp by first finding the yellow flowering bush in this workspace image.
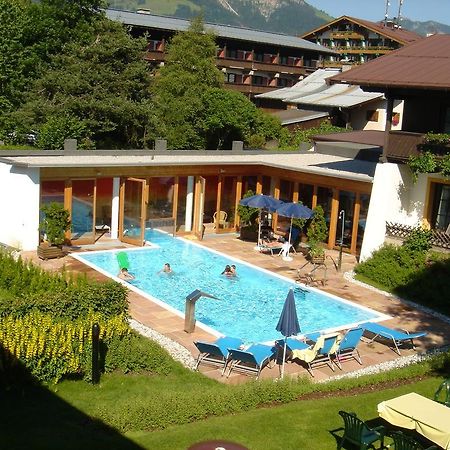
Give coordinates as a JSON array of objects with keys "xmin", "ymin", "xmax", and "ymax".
[{"xmin": 0, "ymin": 312, "xmax": 130, "ymax": 383}]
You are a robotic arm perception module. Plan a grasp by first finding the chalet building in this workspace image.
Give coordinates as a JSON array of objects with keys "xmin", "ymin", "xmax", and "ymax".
[
  {"xmin": 106, "ymin": 9, "xmax": 336, "ymax": 99},
  {"xmin": 301, "ymin": 16, "xmax": 421, "ymax": 67},
  {"xmin": 322, "ymin": 34, "xmax": 450, "ymax": 259}
]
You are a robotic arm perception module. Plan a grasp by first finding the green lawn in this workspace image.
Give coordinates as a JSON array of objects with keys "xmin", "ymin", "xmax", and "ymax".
[{"xmin": 1, "ymin": 374, "xmax": 442, "ymax": 450}]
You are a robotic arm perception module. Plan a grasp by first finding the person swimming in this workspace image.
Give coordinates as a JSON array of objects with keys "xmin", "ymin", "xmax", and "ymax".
[
  {"xmin": 221, "ymin": 265, "xmax": 233, "ymax": 276},
  {"xmin": 117, "ymin": 267, "xmax": 135, "ymax": 281},
  {"xmin": 230, "ymin": 265, "xmax": 237, "ymax": 276},
  {"xmin": 158, "ymin": 263, "xmax": 173, "ymax": 274}
]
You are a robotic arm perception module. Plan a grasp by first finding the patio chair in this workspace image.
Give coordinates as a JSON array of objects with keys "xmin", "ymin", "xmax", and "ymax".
[
  {"xmin": 388, "ymin": 431, "xmax": 438, "ymax": 449},
  {"xmin": 338, "ymin": 410, "xmax": 385, "ymax": 450},
  {"xmin": 226, "ymin": 344, "xmax": 276, "ymax": 379},
  {"xmin": 433, "ymin": 378, "xmax": 450, "ymax": 407},
  {"xmin": 194, "ymin": 336, "xmax": 243, "ymax": 375},
  {"xmin": 334, "ymin": 327, "xmax": 364, "ymax": 369},
  {"xmin": 213, "ymin": 210, "xmax": 228, "ymax": 229},
  {"xmin": 361, "ymin": 322, "xmax": 427, "ymax": 355},
  {"xmin": 291, "ymin": 333, "xmax": 341, "ymax": 376}
]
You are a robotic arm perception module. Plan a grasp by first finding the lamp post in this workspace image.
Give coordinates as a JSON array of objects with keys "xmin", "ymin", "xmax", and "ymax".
[{"xmin": 337, "ymin": 210, "xmax": 345, "ymax": 272}]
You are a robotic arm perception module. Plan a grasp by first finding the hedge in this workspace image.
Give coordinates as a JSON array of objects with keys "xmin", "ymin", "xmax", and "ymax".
[{"xmin": 0, "ymin": 251, "xmax": 128, "ymax": 319}]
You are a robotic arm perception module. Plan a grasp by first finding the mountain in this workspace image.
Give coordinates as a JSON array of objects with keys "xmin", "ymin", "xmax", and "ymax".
[
  {"xmin": 398, "ymin": 18, "xmax": 450, "ymax": 36},
  {"xmin": 106, "ymin": 0, "xmax": 450, "ymax": 37},
  {"xmin": 107, "ymin": 0, "xmax": 334, "ymax": 35}
]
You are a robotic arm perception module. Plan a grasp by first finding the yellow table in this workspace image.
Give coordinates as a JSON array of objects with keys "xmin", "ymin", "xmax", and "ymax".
[{"xmin": 378, "ymin": 392, "xmax": 450, "ymax": 449}]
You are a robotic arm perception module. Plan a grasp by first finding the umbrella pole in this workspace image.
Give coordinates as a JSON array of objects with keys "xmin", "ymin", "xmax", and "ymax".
[
  {"xmin": 256, "ymin": 210, "xmax": 262, "ymax": 250},
  {"xmin": 281, "ymin": 339, "xmax": 287, "ymax": 379}
]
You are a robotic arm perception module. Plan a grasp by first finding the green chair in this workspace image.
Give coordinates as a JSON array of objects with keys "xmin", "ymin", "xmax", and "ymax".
[
  {"xmin": 338, "ymin": 410, "xmax": 385, "ymax": 450},
  {"xmin": 388, "ymin": 431, "xmax": 438, "ymax": 449},
  {"xmin": 433, "ymin": 378, "xmax": 450, "ymax": 407}
]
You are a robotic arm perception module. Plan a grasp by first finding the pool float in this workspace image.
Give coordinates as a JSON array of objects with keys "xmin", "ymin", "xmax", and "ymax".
[{"xmin": 116, "ymin": 252, "xmax": 130, "ymax": 270}]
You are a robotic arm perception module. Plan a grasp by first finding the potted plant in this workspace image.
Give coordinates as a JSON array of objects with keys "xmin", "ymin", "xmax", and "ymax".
[
  {"xmin": 306, "ymin": 205, "xmax": 327, "ymax": 263},
  {"xmin": 38, "ymin": 202, "xmax": 71, "ymax": 260},
  {"xmin": 237, "ymin": 190, "xmax": 259, "ymax": 241}
]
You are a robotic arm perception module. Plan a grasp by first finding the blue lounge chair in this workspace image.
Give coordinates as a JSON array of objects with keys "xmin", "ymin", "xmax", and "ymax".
[
  {"xmin": 291, "ymin": 333, "xmax": 342, "ymax": 376},
  {"xmin": 226, "ymin": 344, "xmax": 276, "ymax": 379},
  {"xmin": 361, "ymin": 322, "xmax": 427, "ymax": 355},
  {"xmin": 334, "ymin": 327, "xmax": 364, "ymax": 369},
  {"xmin": 194, "ymin": 336, "xmax": 243, "ymax": 375}
]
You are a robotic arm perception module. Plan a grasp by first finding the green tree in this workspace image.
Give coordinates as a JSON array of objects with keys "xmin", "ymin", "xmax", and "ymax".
[
  {"xmin": 151, "ymin": 16, "xmax": 224, "ymax": 149},
  {"xmin": 9, "ymin": 19, "xmax": 154, "ymax": 149}
]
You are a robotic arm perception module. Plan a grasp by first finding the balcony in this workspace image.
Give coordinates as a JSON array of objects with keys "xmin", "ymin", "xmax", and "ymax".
[
  {"xmin": 331, "ymin": 31, "xmax": 364, "ymax": 39},
  {"xmin": 224, "ymin": 83, "xmax": 279, "ymax": 95},
  {"xmin": 217, "ymin": 57, "xmax": 308, "ymax": 75}
]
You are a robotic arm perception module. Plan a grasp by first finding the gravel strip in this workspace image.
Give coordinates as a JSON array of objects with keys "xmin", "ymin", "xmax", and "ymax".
[
  {"xmin": 319, "ymin": 346, "xmax": 449, "ymax": 383},
  {"xmin": 129, "ymin": 318, "xmax": 197, "ymax": 370},
  {"xmin": 344, "ymin": 270, "xmax": 450, "ymax": 325}
]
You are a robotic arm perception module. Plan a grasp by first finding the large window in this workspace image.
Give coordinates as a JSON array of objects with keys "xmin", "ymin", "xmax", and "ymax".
[
  {"xmin": 298, "ymin": 183, "xmax": 313, "ymax": 208},
  {"xmin": 218, "ymin": 176, "xmax": 237, "ymax": 229},
  {"xmin": 336, "ymin": 191, "xmax": 356, "ymax": 248},
  {"xmin": 431, "ymin": 183, "xmax": 450, "ymax": 231},
  {"xmin": 357, "ymin": 194, "xmax": 370, "ymax": 253},
  {"xmin": 147, "ymin": 177, "xmax": 174, "ymax": 220},
  {"xmin": 41, "ymin": 180, "xmax": 65, "ymax": 206}
]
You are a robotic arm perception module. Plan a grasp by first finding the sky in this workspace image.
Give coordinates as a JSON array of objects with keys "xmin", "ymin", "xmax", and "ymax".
[{"xmin": 305, "ymin": 0, "xmax": 450, "ymax": 26}]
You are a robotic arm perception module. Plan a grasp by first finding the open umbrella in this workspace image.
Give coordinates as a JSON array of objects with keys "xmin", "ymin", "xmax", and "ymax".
[
  {"xmin": 276, "ymin": 289, "xmax": 301, "ymax": 379},
  {"xmin": 239, "ymin": 194, "xmax": 283, "ymax": 250},
  {"xmin": 276, "ymin": 202, "xmax": 313, "ymax": 261}
]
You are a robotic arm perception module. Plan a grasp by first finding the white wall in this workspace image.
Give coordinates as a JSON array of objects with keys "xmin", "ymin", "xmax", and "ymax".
[
  {"xmin": 0, "ymin": 162, "xmax": 40, "ymax": 250},
  {"xmin": 360, "ymin": 162, "xmax": 412, "ymax": 260},
  {"xmin": 351, "ymin": 99, "xmax": 404, "ymax": 131}
]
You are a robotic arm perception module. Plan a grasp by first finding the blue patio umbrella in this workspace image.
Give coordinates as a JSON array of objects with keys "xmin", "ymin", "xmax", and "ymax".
[
  {"xmin": 276, "ymin": 202, "xmax": 313, "ymax": 261},
  {"xmin": 276, "ymin": 288, "xmax": 301, "ymax": 378},
  {"xmin": 239, "ymin": 194, "xmax": 283, "ymax": 249}
]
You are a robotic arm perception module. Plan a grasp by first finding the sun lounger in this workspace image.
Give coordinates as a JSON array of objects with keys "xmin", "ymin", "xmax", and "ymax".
[
  {"xmin": 291, "ymin": 333, "xmax": 342, "ymax": 376},
  {"xmin": 361, "ymin": 322, "xmax": 427, "ymax": 355},
  {"xmin": 194, "ymin": 336, "xmax": 243, "ymax": 375},
  {"xmin": 226, "ymin": 344, "xmax": 276, "ymax": 379},
  {"xmin": 334, "ymin": 327, "xmax": 364, "ymax": 369}
]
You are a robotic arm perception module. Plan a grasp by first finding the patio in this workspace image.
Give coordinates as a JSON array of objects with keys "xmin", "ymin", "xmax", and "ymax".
[{"xmin": 21, "ymin": 233, "xmax": 450, "ymax": 383}]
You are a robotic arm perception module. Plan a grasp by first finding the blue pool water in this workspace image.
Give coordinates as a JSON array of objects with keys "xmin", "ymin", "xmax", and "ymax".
[{"xmin": 77, "ymin": 230, "xmax": 383, "ymax": 343}]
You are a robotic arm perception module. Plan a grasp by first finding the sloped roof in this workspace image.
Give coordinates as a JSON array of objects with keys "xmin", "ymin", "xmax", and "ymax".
[
  {"xmin": 106, "ymin": 9, "xmax": 336, "ymax": 54},
  {"xmin": 301, "ymin": 15, "xmax": 422, "ymax": 45},
  {"xmin": 256, "ymin": 68, "xmax": 340, "ymax": 100},
  {"xmin": 329, "ymin": 34, "xmax": 450, "ymax": 91},
  {"xmin": 270, "ymin": 109, "xmax": 328, "ymax": 126},
  {"xmin": 287, "ymin": 83, "xmax": 382, "ymax": 108}
]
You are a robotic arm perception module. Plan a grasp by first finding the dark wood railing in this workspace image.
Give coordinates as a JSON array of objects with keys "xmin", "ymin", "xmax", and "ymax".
[{"xmin": 386, "ymin": 222, "xmax": 450, "ymax": 250}]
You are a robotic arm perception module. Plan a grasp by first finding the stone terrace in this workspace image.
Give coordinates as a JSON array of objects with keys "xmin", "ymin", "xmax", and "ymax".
[{"xmin": 21, "ymin": 233, "xmax": 450, "ymax": 384}]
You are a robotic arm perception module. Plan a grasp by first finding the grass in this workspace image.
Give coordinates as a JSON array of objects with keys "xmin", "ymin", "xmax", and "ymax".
[{"xmin": 1, "ymin": 374, "xmax": 443, "ymax": 450}]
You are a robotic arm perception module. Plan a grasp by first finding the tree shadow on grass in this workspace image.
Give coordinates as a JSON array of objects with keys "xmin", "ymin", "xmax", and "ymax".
[{"xmin": 0, "ymin": 345, "xmax": 143, "ymax": 450}]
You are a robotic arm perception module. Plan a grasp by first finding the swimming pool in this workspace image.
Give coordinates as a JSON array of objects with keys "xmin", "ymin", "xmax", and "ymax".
[{"xmin": 75, "ymin": 230, "xmax": 387, "ymax": 343}]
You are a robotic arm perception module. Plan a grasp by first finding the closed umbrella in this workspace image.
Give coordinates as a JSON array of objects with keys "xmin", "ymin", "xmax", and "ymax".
[
  {"xmin": 276, "ymin": 289, "xmax": 301, "ymax": 379},
  {"xmin": 276, "ymin": 202, "xmax": 313, "ymax": 261},
  {"xmin": 239, "ymin": 194, "xmax": 283, "ymax": 250}
]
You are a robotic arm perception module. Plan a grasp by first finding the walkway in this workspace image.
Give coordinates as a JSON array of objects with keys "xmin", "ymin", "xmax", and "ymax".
[{"xmin": 22, "ymin": 234, "xmax": 450, "ymax": 383}]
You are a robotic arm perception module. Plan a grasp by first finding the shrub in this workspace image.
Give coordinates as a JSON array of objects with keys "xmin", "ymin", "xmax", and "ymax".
[
  {"xmin": 0, "ymin": 251, "xmax": 128, "ymax": 319},
  {"xmin": 104, "ymin": 332, "xmax": 175, "ymax": 376},
  {"xmin": 236, "ymin": 190, "xmax": 259, "ymax": 228},
  {"xmin": 402, "ymin": 226, "xmax": 433, "ymax": 252},
  {"xmin": 39, "ymin": 202, "xmax": 71, "ymax": 245},
  {"xmin": 0, "ymin": 312, "xmax": 130, "ymax": 383},
  {"xmin": 355, "ymin": 245, "xmax": 426, "ymax": 291}
]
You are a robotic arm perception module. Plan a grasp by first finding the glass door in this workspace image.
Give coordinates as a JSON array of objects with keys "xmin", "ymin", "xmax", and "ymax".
[
  {"xmin": 120, "ymin": 178, "xmax": 146, "ymax": 246},
  {"xmin": 71, "ymin": 179, "xmax": 96, "ymax": 244}
]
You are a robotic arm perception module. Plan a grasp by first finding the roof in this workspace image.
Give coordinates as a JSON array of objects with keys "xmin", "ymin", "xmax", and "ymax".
[
  {"xmin": 301, "ymin": 15, "xmax": 422, "ymax": 45},
  {"xmin": 256, "ymin": 68, "xmax": 340, "ymax": 100},
  {"xmin": 312, "ymin": 130, "xmax": 385, "ymax": 147},
  {"xmin": 0, "ymin": 150, "xmax": 375, "ymax": 183},
  {"xmin": 287, "ymin": 83, "xmax": 383, "ymax": 108},
  {"xmin": 106, "ymin": 9, "xmax": 336, "ymax": 55},
  {"xmin": 329, "ymin": 34, "xmax": 450, "ymax": 91},
  {"xmin": 270, "ymin": 109, "xmax": 328, "ymax": 126}
]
